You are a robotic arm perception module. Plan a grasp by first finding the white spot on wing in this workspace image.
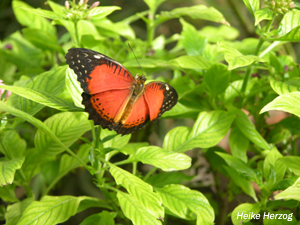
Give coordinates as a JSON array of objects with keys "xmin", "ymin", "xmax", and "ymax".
[
  {"xmin": 94, "ymin": 55, "xmax": 102, "ymax": 59},
  {"xmin": 165, "ymin": 84, "xmax": 169, "ymax": 90}
]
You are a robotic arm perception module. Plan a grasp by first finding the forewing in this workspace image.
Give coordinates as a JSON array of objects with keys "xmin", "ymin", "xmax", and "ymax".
[
  {"xmin": 143, "ymin": 82, "xmax": 178, "ymax": 121},
  {"xmin": 65, "ymin": 48, "xmax": 134, "ymax": 94},
  {"xmin": 82, "ymin": 89, "xmax": 131, "ymax": 130}
]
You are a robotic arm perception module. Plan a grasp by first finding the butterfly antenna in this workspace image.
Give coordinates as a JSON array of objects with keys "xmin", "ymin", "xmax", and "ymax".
[{"xmin": 128, "ymin": 43, "xmax": 144, "ymax": 76}]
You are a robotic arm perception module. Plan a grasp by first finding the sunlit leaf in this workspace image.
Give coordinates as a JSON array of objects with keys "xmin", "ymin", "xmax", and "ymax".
[
  {"xmin": 87, "ymin": 6, "xmax": 121, "ymax": 19},
  {"xmin": 269, "ymin": 76, "xmax": 300, "ymax": 95},
  {"xmin": 34, "ymin": 112, "xmax": 90, "ymax": 157},
  {"xmin": 254, "ymin": 8, "xmax": 273, "ymax": 25},
  {"xmin": 231, "ymin": 203, "xmax": 260, "ymax": 225},
  {"xmin": 243, "ymin": 0, "xmax": 260, "ymax": 16},
  {"xmin": 269, "ymin": 10, "xmax": 300, "ymax": 41},
  {"xmin": 5, "ymin": 198, "xmax": 34, "ymax": 225},
  {"xmin": 156, "ymin": 5, "xmax": 229, "ymax": 26},
  {"xmin": 156, "ymin": 184, "xmax": 214, "ymax": 223},
  {"xmin": 117, "ymin": 192, "xmax": 162, "ymax": 225},
  {"xmin": 17, "ymin": 196, "xmax": 86, "ymax": 225},
  {"xmin": 260, "ymin": 92, "xmax": 300, "ymax": 117},
  {"xmin": 0, "ymin": 157, "xmax": 25, "ymax": 186},
  {"xmin": 230, "ymin": 107, "xmax": 270, "ymax": 150},
  {"xmin": 128, "ymin": 146, "xmax": 191, "ymax": 171},
  {"xmin": 274, "ymin": 177, "xmax": 300, "ymax": 201},
  {"xmin": 217, "ymin": 42, "xmax": 265, "ymax": 70},
  {"xmin": 164, "ymin": 111, "xmax": 235, "ymax": 152},
  {"xmin": 279, "ymin": 156, "xmax": 300, "ymax": 175},
  {"xmin": 110, "ymin": 165, "xmax": 164, "ymax": 218}
]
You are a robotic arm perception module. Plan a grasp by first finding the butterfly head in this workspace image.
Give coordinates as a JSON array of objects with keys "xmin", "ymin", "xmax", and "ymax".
[{"xmin": 133, "ymin": 75, "xmax": 146, "ymax": 96}]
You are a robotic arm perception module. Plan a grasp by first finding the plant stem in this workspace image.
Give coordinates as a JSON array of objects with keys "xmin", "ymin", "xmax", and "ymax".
[
  {"xmin": 143, "ymin": 167, "xmax": 157, "ymax": 181},
  {"xmin": 132, "ymin": 162, "xmax": 137, "ymax": 175},
  {"xmin": 237, "ymin": 66, "xmax": 252, "ymax": 108},
  {"xmin": 74, "ymin": 20, "xmax": 80, "ymax": 47},
  {"xmin": 237, "ymin": 14, "xmax": 277, "ymax": 108}
]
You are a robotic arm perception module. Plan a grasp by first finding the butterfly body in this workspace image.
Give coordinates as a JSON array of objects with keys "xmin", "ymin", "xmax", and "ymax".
[{"xmin": 66, "ymin": 48, "xmax": 178, "ymax": 135}]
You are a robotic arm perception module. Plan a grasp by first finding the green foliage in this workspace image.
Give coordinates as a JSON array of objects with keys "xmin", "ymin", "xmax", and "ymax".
[{"xmin": 1, "ymin": 0, "xmax": 300, "ymax": 224}]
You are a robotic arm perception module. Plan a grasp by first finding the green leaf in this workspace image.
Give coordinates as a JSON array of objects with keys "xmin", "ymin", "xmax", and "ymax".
[
  {"xmin": 254, "ymin": 8, "xmax": 273, "ymax": 26},
  {"xmin": 230, "ymin": 107, "xmax": 270, "ymax": 150},
  {"xmin": 117, "ymin": 192, "xmax": 162, "ymax": 225},
  {"xmin": 80, "ymin": 211, "xmax": 116, "ymax": 225},
  {"xmin": 243, "ymin": 0, "xmax": 260, "ymax": 16},
  {"xmin": 204, "ymin": 64, "xmax": 230, "ymax": 97},
  {"xmin": 231, "ymin": 203, "xmax": 260, "ymax": 225},
  {"xmin": 279, "ymin": 156, "xmax": 300, "ymax": 175},
  {"xmin": 128, "ymin": 146, "xmax": 191, "ymax": 171},
  {"xmin": 2, "ymin": 85, "xmax": 81, "ymax": 112},
  {"xmin": 0, "ymin": 103, "xmax": 80, "ymax": 167},
  {"xmin": 146, "ymin": 172, "xmax": 193, "ymax": 188},
  {"xmin": 216, "ymin": 152, "xmax": 258, "ymax": 183},
  {"xmin": 269, "ymin": 10, "xmax": 300, "ymax": 41},
  {"xmin": 156, "ymin": 184, "xmax": 214, "ymax": 223},
  {"xmin": 121, "ymin": 142, "xmax": 149, "ymax": 155},
  {"xmin": 180, "ymin": 19, "xmax": 207, "ymax": 56},
  {"xmin": 0, "ymin": 185, "xmax": 18, "ymax": 202},
  {"xmin": 0, "ymin": 130, "xmax": 26, "ymax": 159},
  {"xmin": 87, "ymin": 6, "xmax": 121, "ymax": 19},
  {"xmin": 110, "ymin": 165, "xmax": 164, "ymax": 218},
  {"xmin": 263, "ymin": 147, "xmax": 285, "ymax": 185},
  {"xmin": 47, "ymin": 1, "xmax": 66, "ymax": 14},
  {"xmin": 224, "ymin": 166, "xmax": 257, "ymax": 201},
  {"xmin": 144, "ymin": 0, "xmax": 166, "ymax": 12},
  {"xmin": 93, "ymin": 18, "xmax": 135, "ymax": 39},
  {"xmin": 100, "ymin": 129, "xmax": 131, "ymax": 149},
  {"xmin": 58, "ymin": 144, "xmax": 90, "ymax": 176},
  {"xmin": 17, "ymin": 196, "xmax": 85, "ymax": 225},
  {"xmin": 199, "ymin": 25, "xmax": 239, "ymax": 42},
  {"xmin": 22, "ymin": 28, "xmax": 62, "ymax": 52},
  {"xmin": 66, "ymin": 67, "xmax": 83, "ymax": 108},
  {"xmin": 217, "ymin": 42, "xmax": 265, "ymax": 70},
  {"xmin": 0, "ymin": 31, "xmax": 43, "ymax": 71},
  {"xmin": 170, "ymin": 76, "xmax": 195, "ymax": 99},
  {"xmin": 156, "ymin": 5, "xmax": 229, "ymax": 26},
  {"xmin": 6, "ymin": 198, "xmax": 34, "ymax": 225},
  {"xmin": 229, "ymin": 127, "xmax": 249, "ymax": 163},
  {"xmin": 0, "ymin": 157, "xmax": 25, "ymax": 186},
  {"xmin": 269, "ymin": 77, "xmax": 300, "ymax": 95},
  {"xmin": 34, "ymin": 112, "xmax": 90, "ymax": 157},
  {"xmin": 20, "ymin": 7, "xmax": 62, "ymax": 20},
  {"xmin": 274, "ymin": 177, "xmax": 300, "ymax": 201},
  {"xmin": 164, "ymin": 111, "xmax": 235, "ymax": 153},
  {"xmin": 12, "ymin": 0, "xmax": 56, "ymax": 35},
  {"xmin": 260, "ymin": 92, "xmax": 300, "ymax": 117},
  {"xmin": 7, "ymin": 66, "xmax": 67, "ymax": 118},
  {"xmin": 169, "ymin": 55, "xmax": 212, "ymax": 70}
]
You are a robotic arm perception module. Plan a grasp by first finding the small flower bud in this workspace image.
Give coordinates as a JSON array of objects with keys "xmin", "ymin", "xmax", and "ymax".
[
  {"xmin": 271, "ymin": 1, "xmax": 276, "ymax": 7},
  {"xmin": 277, "ymin": 8, "xmax": 283, "ymax": 13},
  {"xmin": 65, "ymin": 1, "xmax": 69, "ymax": 9},
  {"xmin": 79, "ymin": 0, "xmax": 84, "ymax": 6},
  {"xmin": 289, "ymin": 2, "xmax": 296, "ymax": 8},
  {"xmin": 90, "ymin": 1, "xmax": 100, "ymax": 9},
  {"xmin": 5, "ymin": 91, "xmax": 11, "ymax": 101},
  {"xmin": 0, "ymin": 81, "xmax": 5, "ymax": 99}
]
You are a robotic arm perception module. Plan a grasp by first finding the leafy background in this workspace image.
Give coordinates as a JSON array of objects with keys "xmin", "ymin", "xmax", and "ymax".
[{"xmin": 1, "ymin": 0, "xmax": 300, "ymax": 225}]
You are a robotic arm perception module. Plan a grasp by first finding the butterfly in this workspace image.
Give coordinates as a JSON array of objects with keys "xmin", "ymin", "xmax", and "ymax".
[{"xmin": 65, "ymin": 48, "xmax": 178, "ymax": 135}]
